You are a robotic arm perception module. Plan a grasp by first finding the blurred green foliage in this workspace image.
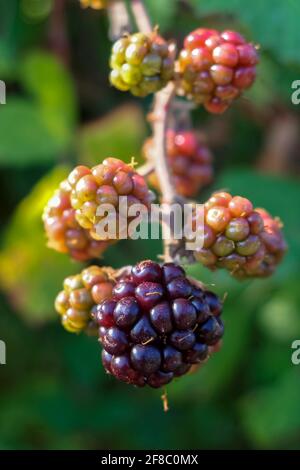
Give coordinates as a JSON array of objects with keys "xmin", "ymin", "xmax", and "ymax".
[{"xmin": 0, "ymin": 0, "xmax": 300, "ymax": 450}]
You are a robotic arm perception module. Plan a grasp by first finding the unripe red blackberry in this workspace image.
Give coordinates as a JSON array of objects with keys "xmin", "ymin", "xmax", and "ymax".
[
  {"xmin": 80, "ymin": 0, "xmax": 107, "ymax": 9},
  {"xmin": 176, "ymin": 28, "xmax": 259, "ymax": 113},
  {"xmin": 144, "ymin": 129, "xmax": 213, "ymax": 197},
  {"xmin": 68, "ymin": 158, "xmax": 154, "ymax": 241},
  {"xmin": 43, "ymin": 180, "xmax": 111, "ymax": 261},
  {"xmin": 238, "ymin": 208, "xmax": 287, "ymax": 279},
  {"xmin": 192, "ymin": 192, "xmax": 286, "ymax": 278},
  {"xmin": 95, "ymin": 260, "xmax": 224, "ymax": 387},
  {"xmin": 109, "ymin": 32, "xmax": 175, "ymax": 97},
  {"xmin": 55, "ymin": 265, "xmax": 115, "ymax": 334}
]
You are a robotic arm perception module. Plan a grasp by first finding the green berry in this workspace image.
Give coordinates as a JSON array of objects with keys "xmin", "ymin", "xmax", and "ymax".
[
  {"xmin": 109, "ymin": 70, "xmax": 130, "ymax": 91},
  {"xmin": 121, "ymin": 63, "xmax": 142, "ymax": 85},
  {"xmin": 125, "ymin": 43, "xmax": 147, "ymax": 65},
  {"xmin": 109, "ymin": 33, "xmax": 174, "ymax": 97}
]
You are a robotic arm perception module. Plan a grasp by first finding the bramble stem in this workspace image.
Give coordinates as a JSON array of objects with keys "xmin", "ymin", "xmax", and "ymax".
[
  {"xmin": 152, "ymin": 82, "xmax": 178, "ymax": 262},
  {"xmin": 131, "ymin": 0, "xmax": 152, "ymax": 33},
  {"xmin": 137, "ymin": 162, "xmax": 155, "ymax": 177},
  {"xmin": 48, "ymin": 0, "xmax": 70, "ymax": 65},
  {"xmin": 152, "ymin": 82, "xmax": 177, "ymax": 205},
  {"xmin": 130, "ymin": 0, "xmax": 182, "ymax": 263},
  {"xmin": 107, "ymin": 0, "xmax": 131, "ymax": 40}
]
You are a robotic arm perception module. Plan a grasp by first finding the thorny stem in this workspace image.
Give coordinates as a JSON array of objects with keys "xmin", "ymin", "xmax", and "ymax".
[
  {"xmin": 130, "ymin": 0, "xmax": 152, "ymax": 33},
  {"xmin": 152, "ymin": 83, "xmax": 177, "ymax": 206},
  {"xmin": 151, "ymin": 83, "xmax": 178, "ymax": 262},
  {"xmin": 137, "ymin": 161, "xmax": 154, "ymax": 177},
  {"xmin": 48, "ymin": 0, "xmax": 70, "ymax": 65},
  {"xmin": 130, "ymin": 0, "xmax": 180, "ymax": 263}
]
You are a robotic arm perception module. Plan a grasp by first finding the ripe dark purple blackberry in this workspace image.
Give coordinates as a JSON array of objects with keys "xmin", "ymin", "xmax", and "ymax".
[{"xmin": 96, "ymin": 260, "xmax": 224, "ymax": 387}]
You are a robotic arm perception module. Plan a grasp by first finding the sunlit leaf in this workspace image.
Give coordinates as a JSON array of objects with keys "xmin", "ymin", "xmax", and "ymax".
[{"xmin": 0, "ymin": 166, "xmax": 80, "ymax": 324}]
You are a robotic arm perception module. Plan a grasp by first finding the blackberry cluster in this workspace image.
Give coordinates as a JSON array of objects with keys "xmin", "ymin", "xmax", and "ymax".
[
  {"xmin": 80, "ymin": 0, "xmax": 107, "ymax": 9},
  {"xmin": 43, "ymin": 180, "xmax": 111, "ymax": 261},
  {"xmin": 176, "ymin": 28, "xmax": 259, "ymax": 114},
  {"xmin": 68, "ymin": 158, "xmax": 154, "ymax": 241},
  {"xmin": 109, "ymin": 32, "xmax": 175, "ymax": 97},
  {"xmin": 95, "ymin": 260, "xmax": 224, "ymax": 388},
  {"xmin": 144, "ymin": 129, "xmax": 213, "ymax": 197},
  {"xmin": 55, "ymin": 265, "xmax": 115, "ymax": 334},
  {"xmin": 192, "ymin": 192, "xmax": 286, "ymax": 279}
]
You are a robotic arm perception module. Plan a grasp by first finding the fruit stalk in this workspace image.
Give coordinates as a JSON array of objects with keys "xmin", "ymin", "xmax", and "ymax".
[
  {"xmin": 107, "ymin": 0, "xmax": 131, "ymax": 40},
  {"xmin": 131, "ymin": 0, "xmax": 152, "ymax": 34},
  {"xmin": 137, "ymin": 161, "xmax": 155, "ymax": 177},
  {"xmin": 152, "ymin": 82, "xmax": 179, "ymax": 261},
  {"xmin": 130, "ymin": 0, "xmax": 179, "ymax": 262}
]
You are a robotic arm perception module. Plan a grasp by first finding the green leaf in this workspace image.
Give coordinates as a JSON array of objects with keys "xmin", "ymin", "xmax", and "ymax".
[
  {"xmin": 146, "ymin": 0, "xmax": 176, "ymax": 31},
  {"xmin": 258, "ymin": 280, "xmax": 300, "ymax": 342},
  {"xmin": 0, "ymin": 166, "xmax": 80, "ymax": 324},
  {"xmin": 0, "ymin": 98, "xmax": 70, "ymax": 166},
  {"xmin": 170, "ymin": 276, "xmax": 262, "ymax": 400},
  {"xmin": 20, "ymin": 50, "xmax": 77, "ymax": 149},
  {"xmin": 190, "ymin": 0, "xmax": 300, "ymax": 64},
  {"xmin": 240, "ymin": 368, "xmax": 300, "ymax": 448},
  {"xmin": 77, "ymin": 104, "xmax": 147, "ymax": 166}
]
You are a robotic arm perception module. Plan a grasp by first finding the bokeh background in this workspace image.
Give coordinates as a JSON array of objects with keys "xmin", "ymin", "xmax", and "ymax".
[{"xmin": 0, "ymin": 0, "xmax": 300, "ymax": 450}]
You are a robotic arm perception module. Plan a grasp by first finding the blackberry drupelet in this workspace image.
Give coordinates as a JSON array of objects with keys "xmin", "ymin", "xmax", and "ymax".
[
  {"xmin": 55, "ymin": 265, "xmax": 115, "ymax": 334},
  {"xmin": 144, "ymin": 129, "xmax": 213, "ymax": 197},
  {"xmin": 176, "ymin": 28, "xmax": 259, "ymax": 113},
  {"xmin": 109, "ymin": 32, "xmax": 175, "ymax": 97},
  {"xmin": 95, "ymin": 260, "xmax": 224, "ymax": 387}
]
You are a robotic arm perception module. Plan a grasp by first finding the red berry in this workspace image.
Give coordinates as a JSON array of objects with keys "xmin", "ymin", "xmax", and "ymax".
[
  {"xmin": 221, "ymin": 30, "xmax": 246, "ymax": 45},
  {"xmin": 233, "ymin": 66, "xmax": 256, "ymax": 89},
  {"xmin": 144, "ymin": 129, "xmax": 214, "ymax": 197},
  {"xmin": 176, "ymin": 28, "xmax": 259, "ymax": 112},
  {"xmin": 213, "ymin": 43, "xmax": 239, "ymax": 67}
]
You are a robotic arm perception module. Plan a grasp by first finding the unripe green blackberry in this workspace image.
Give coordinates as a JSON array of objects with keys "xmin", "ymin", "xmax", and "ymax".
[
  {"xmin": 176, "ymin": 28, "xmax": 259, "ymax": 113},
  {"xmin": 192, "ymin": 192, "xmax": 286, "ymax": 279},
  {"xmin": 43, "ymin": 180, "xmax": 111, "ymax": 261},
  {"xmin": 109, "ymin": 32, "xmax": 175, "ymax": 97},
  {"xmin": 55, "ymin": 265, "xmax": 115, "ymax": 334},
  {"xmin": 68, "ymin": 158, "xmax": 154, "ymax": 241},
  {"xmin": 144, "ymin": 129, "xmax": 213, "ymax": 197}
]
